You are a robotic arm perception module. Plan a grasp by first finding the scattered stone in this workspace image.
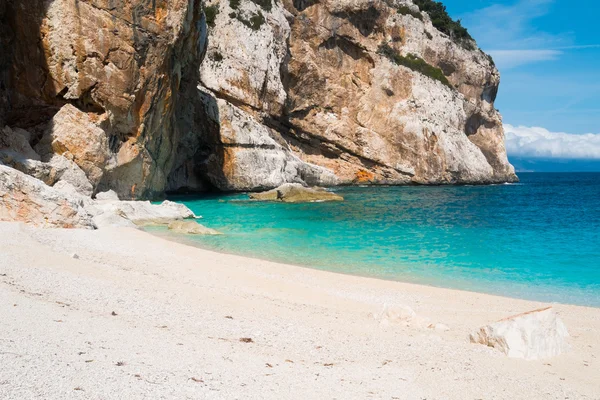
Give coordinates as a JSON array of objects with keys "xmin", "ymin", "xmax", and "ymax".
[
  {"xmin": 374, "ymin": 304, "xmax": 436, "ymax": 329},
  {"xmin": 168, "ymin": 220, "xmax": 222, "ymax": 235},
  {"xmin": 239, "ymin": 338, "xmax": 254, "ymax": 343},
  {"xmin": 250, "ymin": 183, "xmax": 344, "ymax": 203},
  {"xmin": 95, "ymin": 190, "xmax": 120, "ymax": 201},
  {"xmin": 71, "ymin": 253, "xmax": 79, "ymax": 259},
  {"xmin": 111, "ymin": 311, "xmax": 118, "ymax": 316},
  {"xmin": 470, "ymin": 307, "xmax": 570, "ymax": 360},
  {"xmin": 428, "ymin": 323, "xmax": 450, "ymax": 332}
]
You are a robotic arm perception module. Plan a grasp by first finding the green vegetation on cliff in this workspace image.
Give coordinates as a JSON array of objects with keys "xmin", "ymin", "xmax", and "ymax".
[
  {"xmin": 413, "ymin": 0, "xmax": 474, "ymax": 49},
  {"xmin": 378, "ymin": 42, "xmax": 452, "ymax": 88},
  {"xmin": 204, "ymin": 4, "xmax": 219, "ymax": 28},
  {"xmin": 397, "ymin": 5, "xmax": 423, "ymax": 21}
]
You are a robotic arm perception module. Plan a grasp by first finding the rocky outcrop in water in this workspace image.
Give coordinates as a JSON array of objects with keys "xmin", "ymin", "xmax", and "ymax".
[
  {"xmin": 250, "ymin": 183, "xmax": 344, "ymax": 202},
  {"xmin": 0, "ymin": 0, "xmax": 516, "ymax": 210}
]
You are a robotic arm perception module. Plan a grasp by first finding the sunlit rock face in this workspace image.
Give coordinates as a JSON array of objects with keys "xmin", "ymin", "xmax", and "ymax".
[
  {"xmin": 0, "ymin": 0, "xmax": 516, "ymax": 201},
  {"xmin": 1, "ymin": 0, "xmax": 205, "ymax": 199},
  {"xmin": 198, "ymin": 0, "xmax": 516, "ymax": 189}
]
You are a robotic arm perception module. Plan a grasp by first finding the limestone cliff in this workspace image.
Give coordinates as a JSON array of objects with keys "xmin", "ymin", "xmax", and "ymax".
[
  {"xmin": 1, "ymin": 0, "xmax": 204, "ymax": 199},
  {"xmin": 0, "ymin": 0, "xmax": 516, "ymax": 202},
  {"xmin": 198, "ymin": 0, "xmax": 517, "ymax": 189}
]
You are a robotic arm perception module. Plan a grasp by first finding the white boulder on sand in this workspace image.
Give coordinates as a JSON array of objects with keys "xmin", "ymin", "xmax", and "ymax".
[
  {"xmin": 0, "ymin": 166, "xmax": 198, "ymax": 229},
  {"xmin": 89, "ymin": 197, "xmax": 198, "ymax": 227},
  {"xmin": 0, "ymin": 165, "xmax": 95, "ymax": 229},
  {"xmin": 470, "ymin": 307, "xmax": 570, "ymax": 360}
]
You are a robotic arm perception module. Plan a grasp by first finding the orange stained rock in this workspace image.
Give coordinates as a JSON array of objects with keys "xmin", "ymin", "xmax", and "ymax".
[{"xmin": 354, "ymin": 169, "xmax": 375, "ymax": 183}]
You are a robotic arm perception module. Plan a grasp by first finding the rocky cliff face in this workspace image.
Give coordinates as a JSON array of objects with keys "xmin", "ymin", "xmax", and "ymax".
[
  {"xmin": 1, "ymin": 0, "xmax": 204, "ymax": 199},
  {"xmin": 0, "ymin": 0, "xmax": 516, "ymax": 202},
  {"xmin": 198, "ymin": 0, "xmax": 516, "ymax": 189}
]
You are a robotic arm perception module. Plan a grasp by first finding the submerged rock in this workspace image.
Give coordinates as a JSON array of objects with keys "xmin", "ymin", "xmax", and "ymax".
[
  {"xmin": 168, "ymin": 221, "xmax": 222, "ymax": 235},
  {"xmin": 250, "ymin": 183, "xmax": 344, "ymax": 203},
  {"xmin": 470, "ymin": 307, "xmax": 570, "ymax": 360}
]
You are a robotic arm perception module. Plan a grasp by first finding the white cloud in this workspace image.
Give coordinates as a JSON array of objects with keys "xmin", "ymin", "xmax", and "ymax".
[
  {"xmin": 460, "ymin": 0, "xmax": 575, "ymax": 69},
  {"xmin": 504, "ymin": 124, "xmax": 600, "ymax": 159},
  {"xmin": 488, "ymin": 50, "xmax": 562, "ymax": 69}
]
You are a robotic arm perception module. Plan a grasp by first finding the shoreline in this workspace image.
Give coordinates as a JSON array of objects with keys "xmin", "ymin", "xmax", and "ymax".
[
  {"xmin": 1, "ymin": 222, "xmax": 598, "ymax": 399},
  {"xmin": 144, "ymin": 226, "xmax": 600, "ymax": 310}
]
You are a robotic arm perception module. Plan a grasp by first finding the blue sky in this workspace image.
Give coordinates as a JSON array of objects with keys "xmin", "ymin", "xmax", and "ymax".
[{"xmin": 441, "ymin": 0, "xmax": 600, "ymax": 168}]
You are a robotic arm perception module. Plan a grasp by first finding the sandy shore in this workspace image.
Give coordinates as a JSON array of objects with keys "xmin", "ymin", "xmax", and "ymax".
[{"xmin": 0, "ymin": 222, "xmax": 598, "ymax": 399}]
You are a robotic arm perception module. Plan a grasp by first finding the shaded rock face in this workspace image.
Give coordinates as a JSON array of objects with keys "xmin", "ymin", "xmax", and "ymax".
[
  {"xmin": 199, "ymin": 0, "xmax": 517, "ymax": 188},
  {"xmin": 1, "ymin": 0, "xmax": 205, "ymax": 199}
]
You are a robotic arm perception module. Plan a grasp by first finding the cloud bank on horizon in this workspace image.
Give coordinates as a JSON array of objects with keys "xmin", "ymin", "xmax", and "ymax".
[{"xmin": 504, "ymin": 124, "xmax": 600, "ymax": 159}]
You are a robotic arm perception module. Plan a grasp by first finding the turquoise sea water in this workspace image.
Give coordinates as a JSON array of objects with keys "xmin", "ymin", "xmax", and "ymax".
[{"xmin": 162, "ymin": 173, "xmax": 600, "ymax": 307}]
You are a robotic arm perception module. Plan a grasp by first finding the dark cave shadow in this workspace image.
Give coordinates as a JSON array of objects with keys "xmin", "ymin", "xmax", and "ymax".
[{"xmin": 1, "ymin": 0, "xmax": 63, "ymax": 135}]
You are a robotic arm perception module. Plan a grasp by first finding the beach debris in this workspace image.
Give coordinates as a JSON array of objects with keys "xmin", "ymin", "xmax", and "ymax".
[
  {"xmin": 111, "ymin": 311, "xmax": 118, "ymax": 316},
  {"xmin": 265, "ymin": 363, "xmax": 273, "ymax": 368},
  {"xmin": 469, "ymin": 306, "xmax": 570, "ymax": 360},
  {"xmin": 225, "ymin": 316, "xmax": 233, "ymax": 319},
  {"xmin": 190, "ymin": 377, "xmax": 204, "ymax": 383},
  {"xmin": 239, "ymin": 338, "xmax": 254, "ymax": 343},
  {"xmin": 115, "ymin": 361, "xmax": 126, "ymax": 366},
  {"xmin": 71, "ymin": 253, "xmax": 79, "ymax": 259},
  {"xmin": 167, "ymin": 221, "xmax": 222, "ymax": 235},
  {"xmin": 376, "ymin": 304, "xmax": 417, "ymax": 326},
  {"xmin": 428, "ymin": 323, "xmax": 450, "ymax": 332},
  {"xmin": 249, "ymin": 183, "xmax": 344, "ymax": 203},
  {"xmin": 374, "ymin": 304, "xmax": 448, "ymax": 330}
]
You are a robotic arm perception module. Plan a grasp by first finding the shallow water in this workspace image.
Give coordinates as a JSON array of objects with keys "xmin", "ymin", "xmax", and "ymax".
[{"xmin": 158, "ymin": 173, "xmax": 600, "ymax": 307}]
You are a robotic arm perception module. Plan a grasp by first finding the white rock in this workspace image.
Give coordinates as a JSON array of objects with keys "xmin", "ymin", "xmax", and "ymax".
[
  {"xmin": 377, "ymin": 304, "xmax": 417, "ymax": 326},
  {"xmin": 428, "ymin": 323, "xmax": 450, "ymax": 332},
  {"xmin": 92, "ymin": 212, "xmax": 138, "ymax": 229},
  {"xmin": 470, "ymin": 307, "xmax": 570, "ymax": 360},
  {"xmin": 95, "ymin": 190, "xmax": 120, "ymax": 201},
  {"xmin": 0, "ymin": 165, "xmax": 95, "ymax": 229},
  {"xmin": 89, "ymin": 200, "xmax": 197, "ymax": 226}
]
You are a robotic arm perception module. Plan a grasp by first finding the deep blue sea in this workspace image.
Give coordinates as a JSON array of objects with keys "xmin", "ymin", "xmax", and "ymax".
[{"xmin": 161, "ymin": 173, "xmax": 600, "ymax": 307}]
